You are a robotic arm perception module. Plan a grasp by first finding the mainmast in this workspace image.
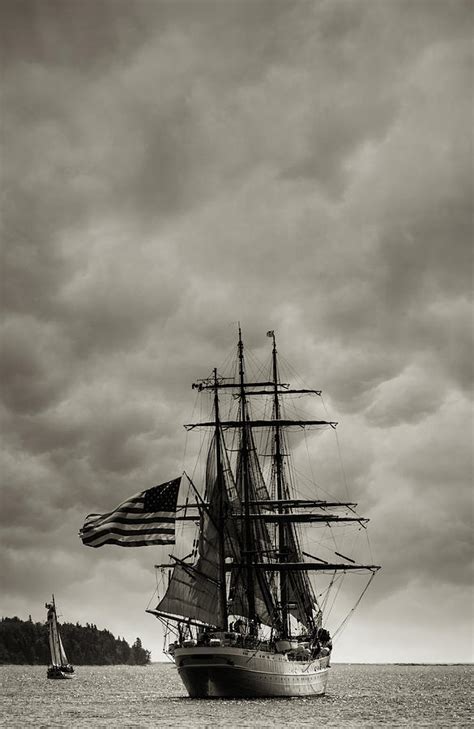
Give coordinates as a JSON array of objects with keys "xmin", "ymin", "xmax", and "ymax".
[
  {"xmin": 268, "ymin": 331, "xmax": 289, "ymax": 637},
  {"xmin": 238, "ymin": 326, "xmax": 256, "ymax": 623},
  {"xmin": 213, "ymin": 367, "xmax": 228, "ymax": 630}
]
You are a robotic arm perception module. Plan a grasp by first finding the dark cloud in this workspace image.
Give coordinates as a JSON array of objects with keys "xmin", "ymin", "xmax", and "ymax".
[
  {"xmin": 0, "ymin": 317, "xmax": 72, "ymax": 414},
  {"xmin": 1, "ymin": 0, "xmax": 471, "ymax": 662},
  {"xmin": 0, "ymin": 0, "xmax": 154, "ymax": 71}
]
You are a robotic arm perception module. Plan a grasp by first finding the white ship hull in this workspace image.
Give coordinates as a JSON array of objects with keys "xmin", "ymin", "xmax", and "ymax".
[{"xmin": 174, "ymin": 646, "xmax": 330, "ymax": 698}]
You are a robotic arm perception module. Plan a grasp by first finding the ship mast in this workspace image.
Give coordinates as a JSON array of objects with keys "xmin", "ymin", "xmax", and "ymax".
[
  {"xmin": 269, "ymin": 331, "xmax": 289, "ymax": 638},
  {"xmin": 213, "ymin": 367, "xmax": 228, "ymax": 630},
  {"xmin": 238, "ymin": 326, "xmax": 256, "ymax": 624}
]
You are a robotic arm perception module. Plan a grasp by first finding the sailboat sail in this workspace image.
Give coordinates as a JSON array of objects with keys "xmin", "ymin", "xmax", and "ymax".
[
  {"xmin": 46, "ymin": 597, "xmax": 74, "ymax": 678},
  {"xmin": 58, "ymin": 633, "xmax": 69, "ymax": 666},
  {"xmin": 47, "ymin": 604, "xmax": 63, "ymax": 667}
]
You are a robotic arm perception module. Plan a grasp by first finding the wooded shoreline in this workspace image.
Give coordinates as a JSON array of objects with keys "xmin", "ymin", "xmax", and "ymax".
[{"xmin": 0, "ymin": 616, "xmax": 151, "ymax": 665}]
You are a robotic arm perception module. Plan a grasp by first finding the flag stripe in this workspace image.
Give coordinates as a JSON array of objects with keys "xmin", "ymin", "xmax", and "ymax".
[
  {"xmin": 81, "ymin": 528, "xmax": 176, "ymax": 546},
  {"xmin": 84, "ymin": 536, "xmax": 175, "ymax": 548},
  {"xmin": 82, "ymin": 529, "xmax": 174, "ymax": 544},
  {"xmin": 82, "ymin": 527, "xmax": 176, "ymax": 540},
  {"xmin": 80, "ymin": 523, "xmax": 176, "ymax": 541}
]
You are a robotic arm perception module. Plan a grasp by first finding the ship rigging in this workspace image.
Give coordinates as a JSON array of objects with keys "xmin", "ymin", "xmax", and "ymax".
[{"xmin": 147, "ymin": 328, "xmax": 379, "ymax": 697}]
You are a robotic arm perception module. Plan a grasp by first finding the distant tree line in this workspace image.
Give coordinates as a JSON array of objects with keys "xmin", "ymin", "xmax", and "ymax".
[{"xmin": 0, "ymin": 616, "xmax": 151, "ymax": 665}]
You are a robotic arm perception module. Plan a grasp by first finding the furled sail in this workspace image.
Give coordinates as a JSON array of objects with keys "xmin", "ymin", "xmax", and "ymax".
[
  {"xmin": 285, "ymin": 525, "xmax": 320, "ymax": 629},
  {"xmin": 227, "ymin": 427, "xmax": 280, "ymax": 628},
  {"xmin": 271, "ymin": 428, "xmax": 320, "ymax": 630}
]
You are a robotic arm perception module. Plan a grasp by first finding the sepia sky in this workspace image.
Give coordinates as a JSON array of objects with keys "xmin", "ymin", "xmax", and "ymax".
[{"xmin": 1, "ymin": 0, "xmax": 472, "ymax": 663}]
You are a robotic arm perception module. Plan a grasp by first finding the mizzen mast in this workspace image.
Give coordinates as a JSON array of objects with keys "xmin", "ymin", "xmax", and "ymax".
[{"xmin": 268, "ymin": 330, "xmax": 289, "ymax": 637}]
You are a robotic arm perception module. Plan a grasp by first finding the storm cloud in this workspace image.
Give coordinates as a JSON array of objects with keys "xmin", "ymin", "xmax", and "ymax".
[{"xmin": 1, "ymin": 0, "xmax": 472, "ymax": 661}]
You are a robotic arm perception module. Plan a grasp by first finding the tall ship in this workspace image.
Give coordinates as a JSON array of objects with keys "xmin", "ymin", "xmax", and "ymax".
[
  {"xmin": 45, "ymin": 596, "xmax": 74, "ymax": 679},
  {"xmin": 147, "ymin": 329, "xmax": 379, "ymax": 698}
]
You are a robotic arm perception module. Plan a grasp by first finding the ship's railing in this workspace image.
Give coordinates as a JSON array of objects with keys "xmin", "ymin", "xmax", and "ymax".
[{"xmin": 171, "ymin": 630, "xmax": 332, "ymax": 662}]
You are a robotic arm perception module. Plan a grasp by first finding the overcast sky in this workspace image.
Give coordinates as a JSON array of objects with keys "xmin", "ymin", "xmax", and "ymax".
[{"xmin": 1, "ymin": 0, "xmax": 472, "ymax": 663}]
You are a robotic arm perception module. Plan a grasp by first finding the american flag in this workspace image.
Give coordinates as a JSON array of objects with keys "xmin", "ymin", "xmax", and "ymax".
[{"xmin": 79, "ymin": 477, "xmax": 181, "ymax": 548}]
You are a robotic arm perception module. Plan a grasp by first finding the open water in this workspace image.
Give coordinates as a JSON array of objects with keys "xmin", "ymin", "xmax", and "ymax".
[{"xmin": 1, "ymin": 663, "xmax": 471, "ymax": 728}]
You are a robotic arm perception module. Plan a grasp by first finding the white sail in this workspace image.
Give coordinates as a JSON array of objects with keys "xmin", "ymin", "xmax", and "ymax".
[
  {"xmin": 58, "ymin": 633, "xmax": 69, "ymax": 665},
  {"xmin": 48, "ymin": 624, "xmax": 59, "ymax": 666},
  {"xmin": 46, "ymin": 600, "xmax": 69, "ymax": 667},
  {"xmin": 47, "ymin": 605, "xmax": 61, "ymax": 666}
]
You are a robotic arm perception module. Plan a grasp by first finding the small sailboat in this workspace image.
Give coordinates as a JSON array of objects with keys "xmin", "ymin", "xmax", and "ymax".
[{"xmin": 45, "ymin": 596, "xmax": 74, "ymax": 679}]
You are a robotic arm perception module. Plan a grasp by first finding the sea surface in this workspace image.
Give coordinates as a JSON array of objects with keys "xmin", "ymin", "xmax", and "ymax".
[{"xmin": 1, "ymin": 663, "xmax": 471, "ymax": 728}]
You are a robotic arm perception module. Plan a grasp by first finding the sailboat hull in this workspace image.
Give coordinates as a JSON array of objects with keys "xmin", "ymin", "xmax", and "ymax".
[
  {"xmin": 47, "ymin": 668, "xmax": 74, "ymax": 680},
  {"xmin": 174, "ymin": 646, "xmax": 330, "ymax": 698}
]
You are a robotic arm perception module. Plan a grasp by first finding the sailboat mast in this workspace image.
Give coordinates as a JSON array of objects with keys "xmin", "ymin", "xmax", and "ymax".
[
  {"xmin": 238, "ymin": 327, "xmax": 256, "ymax": 622},
  {"xmin": 49, "ymin": 594, "xmax": 62, "ymax": 666},
  {"xmin": 269, "ymin": 332, "xmax": 289, "ymax": 637},
  {"xmin": 213, "ymin": 367, "xmax": 228, "ymax": 630}
]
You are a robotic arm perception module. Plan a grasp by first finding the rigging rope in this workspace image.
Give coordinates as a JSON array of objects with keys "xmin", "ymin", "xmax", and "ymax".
[
  {"xmin": 332, "ymin": 572, "xmax": 377, "ymax": 641},
  {"xmin": 324, "ymin": 569, "xmax": 345, "ymax": 622}
]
